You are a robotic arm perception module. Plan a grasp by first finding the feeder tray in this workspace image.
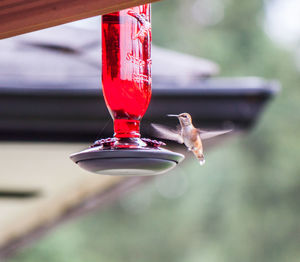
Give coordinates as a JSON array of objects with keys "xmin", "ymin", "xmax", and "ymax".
[
  {"xmin": 70, "ymin": 147, "xmax": 184, "ymax": 176},
  {"xmin": 71, "ymin": 138, "xmax": 184, "ymax": 175}
]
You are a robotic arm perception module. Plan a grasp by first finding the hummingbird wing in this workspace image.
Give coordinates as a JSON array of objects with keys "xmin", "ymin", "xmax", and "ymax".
[
  {"xmin": 151, "ymin": 123, "xmax": 183, "ymax": 144},
  {"xmin": 197, "ymin": 129, "xmax": 232, "ymax": 140}
]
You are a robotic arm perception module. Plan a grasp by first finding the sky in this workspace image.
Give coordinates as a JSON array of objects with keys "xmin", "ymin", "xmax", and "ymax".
[{"xmin": 264, "ymin": 0, "xmax": 300, "ymax": 49}]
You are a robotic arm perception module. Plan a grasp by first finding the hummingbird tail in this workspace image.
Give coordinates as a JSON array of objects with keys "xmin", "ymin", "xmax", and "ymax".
[
  {"xmin": 192, "ymin": 150, "xmax": 205, "ymax": 166},
  {"xmin": 199, "ymin": 158, "xmax": 206, "ymax": 166}
]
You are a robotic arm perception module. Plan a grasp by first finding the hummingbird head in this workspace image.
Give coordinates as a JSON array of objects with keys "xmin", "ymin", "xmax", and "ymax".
[{"xmin": 167, "ymin": 113, "xmax": 192, "ymax": 127}]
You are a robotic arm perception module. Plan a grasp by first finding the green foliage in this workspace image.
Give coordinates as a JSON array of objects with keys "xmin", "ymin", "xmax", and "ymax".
[{"xmin": 9, "ymin": 0, "xmax": 300, "ymax": 261}]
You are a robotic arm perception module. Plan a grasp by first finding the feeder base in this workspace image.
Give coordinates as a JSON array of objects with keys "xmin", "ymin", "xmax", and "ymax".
[{"xmin": 70, "ymin": 147, "xmax": 184, "ymax": 176}]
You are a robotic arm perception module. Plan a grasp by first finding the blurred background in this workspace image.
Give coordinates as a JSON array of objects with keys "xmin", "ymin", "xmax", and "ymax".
[{"xmin": 6, "ymin": 0, "xmax": 300, "ymax": 261}]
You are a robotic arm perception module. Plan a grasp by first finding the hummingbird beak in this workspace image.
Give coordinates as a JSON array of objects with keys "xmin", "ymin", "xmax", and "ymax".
[{"xmin": 167, "ymin": 114, "xmax": 179, "ymax": 117}]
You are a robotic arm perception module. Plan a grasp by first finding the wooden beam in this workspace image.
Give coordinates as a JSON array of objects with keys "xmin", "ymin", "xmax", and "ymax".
[{"xmin": 0, "ymin": 0, "xmax": 158, "ymax": 39}]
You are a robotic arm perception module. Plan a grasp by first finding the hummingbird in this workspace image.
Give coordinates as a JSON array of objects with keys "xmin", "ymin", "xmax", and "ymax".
[{"xmin": 151, "ymin": 113, "xmax": 232, "ymax": 165}]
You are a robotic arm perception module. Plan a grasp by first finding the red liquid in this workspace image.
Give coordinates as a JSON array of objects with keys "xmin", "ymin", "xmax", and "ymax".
[{"xmin": 102, "ymin": 5, "xmax": 151, "ymax": 138}]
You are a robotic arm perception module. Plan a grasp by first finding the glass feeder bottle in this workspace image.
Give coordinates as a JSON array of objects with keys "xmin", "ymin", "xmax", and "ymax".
[{"xmin": 102, "ymin": 4, "xmax": 152, "ymax": 148}]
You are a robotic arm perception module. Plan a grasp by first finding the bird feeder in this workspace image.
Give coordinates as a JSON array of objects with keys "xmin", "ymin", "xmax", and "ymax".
[{"xmin": 70, "ymin": 4, "xmax": 184, "ymax": 176}]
